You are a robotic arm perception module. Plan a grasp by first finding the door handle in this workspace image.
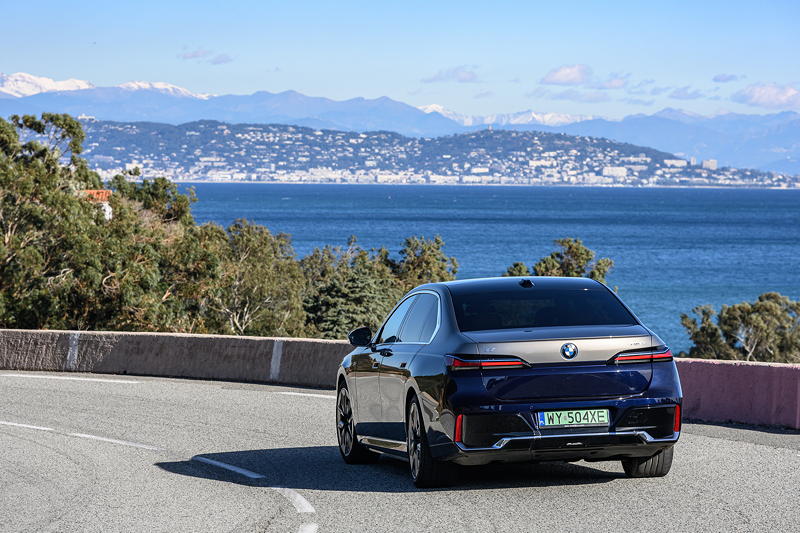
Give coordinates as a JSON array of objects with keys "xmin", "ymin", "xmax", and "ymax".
[
  {"xmin": 380, "ymin": 349, "xmax": 393, "ymax": 357},
  {"xmin": 372, "ymin": 361, "xmax": 380, "ymax": 369}
]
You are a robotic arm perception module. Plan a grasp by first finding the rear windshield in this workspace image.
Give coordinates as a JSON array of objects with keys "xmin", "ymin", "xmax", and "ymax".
[{"xmin": 451, "ymin": 288, "xmax": 637, "ymax": 332}]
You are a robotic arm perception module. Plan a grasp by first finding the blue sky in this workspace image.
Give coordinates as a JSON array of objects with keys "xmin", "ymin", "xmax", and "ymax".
[{"xmin": 2, "ymin": 1, "xmax": 798, "ymax": 118}]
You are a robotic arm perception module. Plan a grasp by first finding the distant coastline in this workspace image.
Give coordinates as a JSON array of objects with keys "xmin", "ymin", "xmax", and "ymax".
[
  {"xmin": 167, "ymin": 179, "xmax": 800, "ymax": 191},
  {"xmin": 82, "ymin": 120, "xmax": 797, "ymax": 189}
]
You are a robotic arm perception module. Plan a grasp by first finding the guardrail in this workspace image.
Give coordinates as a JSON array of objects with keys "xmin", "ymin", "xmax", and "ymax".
[{"xmin": 1, "ymin": 329, "xmax": 798, "ymax": 429}]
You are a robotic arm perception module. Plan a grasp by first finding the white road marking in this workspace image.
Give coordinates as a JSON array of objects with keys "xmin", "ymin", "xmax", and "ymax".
[
  {"xmin": 273, "ymin": 487, "xmax": 316, "ymax": 513},
  {"xmin": 1, "ymin": 420, "xmax": 158, "ymax": 451},
  {"xmin": 298, "ymin": 523, "xmax": 319, "ymax": 533},
  {"xmin": 0, "ymin": 373, "xmax": 139, "ymax": 384},
  {"xmin": 68, "ymin": 433, "xmax": 161, "ymax": 450},
  {"xmin": 0, "ymin": 420, "xmax": 54, "ymax": 432},
  {"xmin": 273, "ymin": 391, "xmax": 335, "ymax": 400},
  {"xmin": 192, "ymin": 456, "xmax": 265, "ymax": 479},
  {"xmin": 191, "ymin": 456, "xmax": 317, "ymax": 514}
]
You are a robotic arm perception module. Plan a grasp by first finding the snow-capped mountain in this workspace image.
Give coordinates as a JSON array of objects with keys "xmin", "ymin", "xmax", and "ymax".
[
  {"xmin": 419, "ymin": 104, "xmax": 594, "ymax": 127},
  {"xmin": 0, "ymin": 72, "xmax": 797, "ymax": 173},
  {"xmin": 0, "ymin": 72, "xmax": 94, "ymax": 97},
  {"xmin": 116, "ymin": 81, "xmax": 212, "ymax": 99},
  {"xmin": 417, "ymin": 104, "xmax": 471, "ymax": 124},
  {"xmin": 0, "ymin": 72, "xmax": 210, "ymax": 100},
  {"xmin": 488, "ymin": 109, "xmax": 597, "ymax": 127}
]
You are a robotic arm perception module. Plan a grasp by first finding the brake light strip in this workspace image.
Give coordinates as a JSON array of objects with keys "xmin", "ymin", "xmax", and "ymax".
[{"xmin": 614, "ymin": 349, "xmax": 673, "ymax": 362}]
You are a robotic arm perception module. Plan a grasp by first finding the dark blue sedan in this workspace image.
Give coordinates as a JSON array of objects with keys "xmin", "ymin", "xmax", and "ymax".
[{"xmin": 336, "ymin": 276, "xmax": 682, "ymax": 487}]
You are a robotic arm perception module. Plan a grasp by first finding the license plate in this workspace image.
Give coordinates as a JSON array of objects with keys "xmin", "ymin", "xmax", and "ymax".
[{"xmin": 537, "ymin": 409, "xmax": 609, "ymax": 428}]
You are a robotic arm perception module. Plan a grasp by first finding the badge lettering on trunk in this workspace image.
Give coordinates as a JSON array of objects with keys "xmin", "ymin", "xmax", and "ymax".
[{"xmin": 560, "ymin": 343, "xmax": 578, "ymax": 359}]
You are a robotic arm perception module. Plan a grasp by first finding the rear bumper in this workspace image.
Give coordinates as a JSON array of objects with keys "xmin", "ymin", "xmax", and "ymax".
[
  {"xmin": 430, "ymin": 397, "xmax": 682, "ymax": 466},
  {"xmin": 458, "ymin": 429, "xmax": 679, "ymax": 451},
  {"xmin": 449, "ymin": 429, "xmax": 678, "ymax": 466}
]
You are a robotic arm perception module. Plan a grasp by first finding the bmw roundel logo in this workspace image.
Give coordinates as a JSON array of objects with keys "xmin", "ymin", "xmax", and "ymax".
[{"xmin": 561, "ymin": 343, "xmax": 579, "ymax": 359}]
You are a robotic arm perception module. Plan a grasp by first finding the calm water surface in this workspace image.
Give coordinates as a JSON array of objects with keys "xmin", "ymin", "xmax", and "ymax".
[{"xmin": 182, "ymin": 184, "xmax": 800, "ymax": 351}]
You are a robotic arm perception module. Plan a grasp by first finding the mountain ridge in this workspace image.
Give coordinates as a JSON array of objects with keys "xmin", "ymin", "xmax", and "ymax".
[{"xmin": 1, "ymin": 72, "xmax": 798, "ymax": 174}]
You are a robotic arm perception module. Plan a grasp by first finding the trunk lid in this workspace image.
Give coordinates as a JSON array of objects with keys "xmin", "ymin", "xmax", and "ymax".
[{"xmin": 465, "ymin": 325, "xmax": 654, "ymax": 400}]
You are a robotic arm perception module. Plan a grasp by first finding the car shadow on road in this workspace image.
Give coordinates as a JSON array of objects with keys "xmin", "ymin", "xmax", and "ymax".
[{"xmin": 155, "ymin": 446, "xmax": 623, "ymax": 492}]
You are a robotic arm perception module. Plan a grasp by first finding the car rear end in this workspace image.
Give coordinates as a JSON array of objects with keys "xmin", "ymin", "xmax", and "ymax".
[{"xmin": 437, "ymin": 277, "xmax": 682, "ymax": 472}]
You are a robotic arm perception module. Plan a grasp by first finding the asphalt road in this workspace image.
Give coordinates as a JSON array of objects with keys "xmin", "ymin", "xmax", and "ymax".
[{"xmin": 0, "ymin": 372, "xmax": 798, "ymax": 533}]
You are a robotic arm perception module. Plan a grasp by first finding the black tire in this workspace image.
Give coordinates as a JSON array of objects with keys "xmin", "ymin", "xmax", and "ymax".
[
  {"xmin": 406, "ymin": 396, "xmax": 452, "ymax": 488},
  {"xmin": 336, "ymin": 385, "xmax": 377, "ymax": 464},
  {"xmin": 621, "ymin": 446, "xmax": 674, "ymax": 478}
]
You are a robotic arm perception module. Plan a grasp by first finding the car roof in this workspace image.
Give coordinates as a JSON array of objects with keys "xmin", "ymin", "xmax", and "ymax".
[{"xmin": 418, "ymin": 276, "xmax": 604, "ymax": 295}]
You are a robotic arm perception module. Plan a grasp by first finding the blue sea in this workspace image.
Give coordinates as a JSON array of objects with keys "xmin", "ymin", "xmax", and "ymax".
[{"xmin": 182, "ymin": 184, "xmax": 800, "ymax": 352}]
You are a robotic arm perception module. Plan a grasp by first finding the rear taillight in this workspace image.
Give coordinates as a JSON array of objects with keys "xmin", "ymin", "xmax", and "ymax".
[
  {"xmin": 454, "ymin": 414, "xmax": 463, "ymax": 443},
  {"xmin": 612, "ymin": 348, "xmax": 673, "ymax": 364},
  {"xmin": 445, "ymin": 355, "xmax": 527, "ymax": 369},
  {"xmin": 674, "ymin": 404, "xmax": 682, "ymax": 432}
]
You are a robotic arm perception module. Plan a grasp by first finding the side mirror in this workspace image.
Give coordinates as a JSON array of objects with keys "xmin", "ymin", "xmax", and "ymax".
[{"xmin": 348, "ymin": 326, "xmax": 373, "ymax": 347}]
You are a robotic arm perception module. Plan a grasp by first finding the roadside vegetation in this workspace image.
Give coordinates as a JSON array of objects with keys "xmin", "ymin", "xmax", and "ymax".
[
  {"xmin": 0, "ymin": 114, "xmax": 456, "ymax": 339},
  {"xmin": 503, "ymin": 237, "xmax": 613, "ymax": 284},
  {"xmin": 680, "ymin": 294, "xmax": 800, "ymax": 363},
  {"xmin": 1, "ymin": 114, "xmax": 797, "ymax": 362}
]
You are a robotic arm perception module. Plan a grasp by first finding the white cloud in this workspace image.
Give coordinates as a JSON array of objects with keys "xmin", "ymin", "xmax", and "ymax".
[
  {"xmin": 597, "ymin": 76, "xmax": 628, "ymax": 90},
  {"xmin": 589, "ymin": 73, "xmax": 630, "ymax": 90},
  {"xmin": 178, "ymin": 49, "xmax": 211, "ymax": 60},
  {"xmin": 669, "ymin": 86, "xmax": 705, "ymax": 100},
  {"xmin": 712, "ymin": 73, "xmax": 742, "ymax": 83},
  {"xmin": 474, "ymin": 90, "xmax": 494, "ymax": 99},
  {"xmin": 732, "ymin": 83, "xmax": 800, "ymax": 109},
  {"xmin": 178, "ymin": 48, "xmax": 233, "ymax": 65},
  {"xmin": 626, "ymin": 79, "xmax": 654, "ymax": 95},
  {"xmin": 540, "ymin": 64, "xmax": 591, "ymax": 85},
  {"xmin": 421, "ymin": 65, "xmax": 479, "ymax": 84},
  {"xmin": 209, "ymin": 53, "xmax": 233, "ymax": 65}
]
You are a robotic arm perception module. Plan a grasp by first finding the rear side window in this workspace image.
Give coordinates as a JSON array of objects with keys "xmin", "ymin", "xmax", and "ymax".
[
  {"xmin": 451, "ymin": 288, "xmax": 637, "ymax": 332},
  {"xmin": 399, "ymin": 293, "xmax": 440, "ymax": 343},
  {"xmin": 378, "ymin": 295, "xmax": 417, "ymax": 343}
]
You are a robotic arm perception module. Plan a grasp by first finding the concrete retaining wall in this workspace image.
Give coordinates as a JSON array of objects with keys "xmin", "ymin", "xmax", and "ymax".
[
  {"xmin": 676, "ymin": 358, "xmax": 800, "ymax": 429},
  {"xmin": 0, "ymin": 329, "xmax": 351, "ymax": 389},
  {"xmin": 1, "ymin": 329, "xmax": 798, "ymax": 429}
]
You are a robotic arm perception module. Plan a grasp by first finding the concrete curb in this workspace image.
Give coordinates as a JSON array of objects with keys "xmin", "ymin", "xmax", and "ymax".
[{"xmin": 1, "ymin": 329, "xmax": 798, "ymax": 429}]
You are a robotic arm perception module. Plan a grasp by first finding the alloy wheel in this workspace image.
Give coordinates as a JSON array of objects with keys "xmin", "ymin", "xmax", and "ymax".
[
  {"xmin": 407, "ymin": 402, "xmax": 423, "ymax": 479},
  {"xmin": 337, "ymin": 387, "xmax": 354, "ymax": 456}
]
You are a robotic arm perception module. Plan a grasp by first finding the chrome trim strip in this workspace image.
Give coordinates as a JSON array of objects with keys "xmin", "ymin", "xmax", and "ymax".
[
  {"xmin": 465, "ymin": 332, "xmax": 651, "ymax": 342},
  {"xmin": 358, "ymin": 436, "xmax": 408, "ymax": 453},
  {"xmin": 454, "ymin": 430, "xmax": 680, "ymax": 452}
]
